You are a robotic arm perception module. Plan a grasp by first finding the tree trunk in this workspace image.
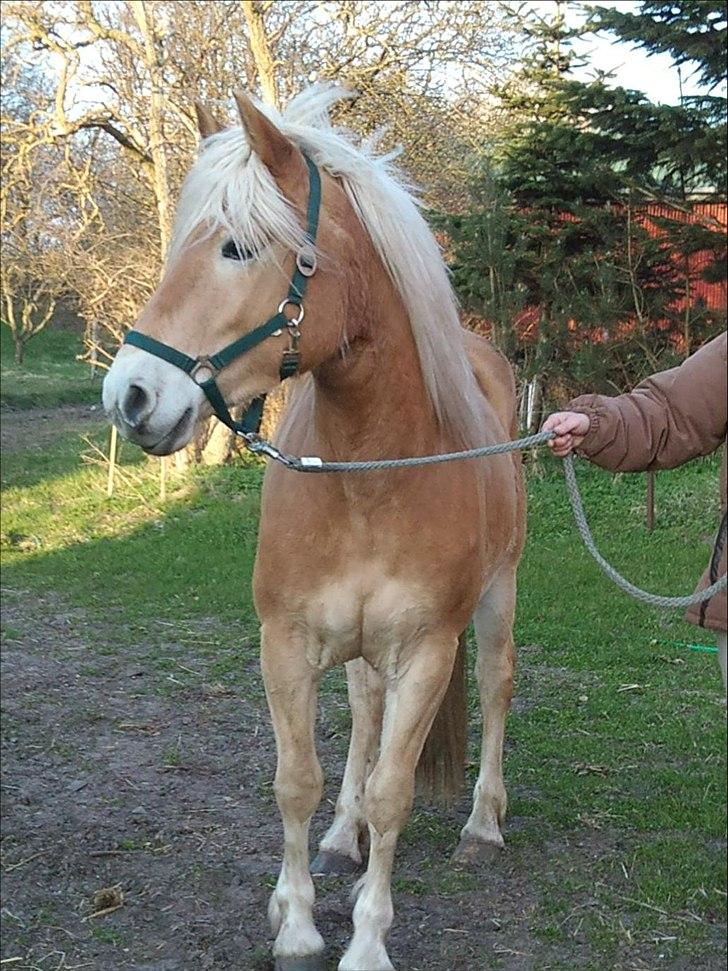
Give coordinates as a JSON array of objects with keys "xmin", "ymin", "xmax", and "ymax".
[
  {"xmin": 129, "ymin": 1, "xmax": 281, "ymax": 468},
  {"xmin": 14, "ymin": 338, "xmax": 24, "ymax": 365},
  {"xmin": 260, "ymin": 385, "xmax": 288, "ymax": 440},
  {"xmin": 201, "ymin": 419, "xmax": 236, "ymax": 466},
  {"xmin": 130, "ymin": 1, "xmax": 173, "ymax": 256},
  {"xmin": 132, "ymin": 2, "xmax": 208, "ymax": 464},
  {"xmin": 241, "ymin": 0, "xmax": 280, "ymax": 109}
]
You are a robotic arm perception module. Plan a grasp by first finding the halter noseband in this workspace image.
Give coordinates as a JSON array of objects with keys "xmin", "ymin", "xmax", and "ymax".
[{"xmin": 123, "ymin": 154, "xmax": 322, "ymax": 437}]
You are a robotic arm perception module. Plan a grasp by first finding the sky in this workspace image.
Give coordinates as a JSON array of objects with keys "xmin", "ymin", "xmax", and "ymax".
[
  {"xmin": 14, "ymin": 0, "xmax": 727, "ymax": 116},
  {"xmin": 526, "ymin": 0, "xmax": 727, "ymax": 104}
]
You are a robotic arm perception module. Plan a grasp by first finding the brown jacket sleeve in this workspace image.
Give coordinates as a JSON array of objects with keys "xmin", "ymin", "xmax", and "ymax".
[{"xmin": 568, "ymin": 331, "xmax": 727, "ymax": 473}]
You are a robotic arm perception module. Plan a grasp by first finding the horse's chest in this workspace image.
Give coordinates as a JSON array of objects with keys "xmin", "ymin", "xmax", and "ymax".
[{"xmin": 297, "ymin": 570, "xmax": 431, "ymax": 672}]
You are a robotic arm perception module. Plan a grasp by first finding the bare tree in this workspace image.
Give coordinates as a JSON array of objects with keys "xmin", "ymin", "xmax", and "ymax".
[
  {"xmin": 1, "ymin": 56, "xmax": 83, "ymax": 362},
  {"xmin": 2, "ymin": 0, "xmax": 521, "ymax": 453},
  {"xmin": 2, "ymin": 267, "xmax": 57, "ymax": 365},
  {"xmin": 238, "ymin": 0, "xmax": 519, "ymax": 209},
  {"xmin": 241, "ymin": 0, "xmax": 281, "ymax": 109}
]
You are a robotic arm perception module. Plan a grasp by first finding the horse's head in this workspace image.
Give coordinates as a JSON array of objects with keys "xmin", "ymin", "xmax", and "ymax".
[{"xmin": 103, "ymin": 93, "xmax": 357, "ymax": 455}]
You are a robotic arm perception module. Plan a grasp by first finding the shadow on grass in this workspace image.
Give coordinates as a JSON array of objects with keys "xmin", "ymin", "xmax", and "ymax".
[
  {"xmin": 2, "ymin": 463, "xmax": 263, "ymax": 629},
  {"xmin": 1, "ymin": 383, "xmax": 100, "ymax": 410},
  {"xmin": 1, "ymin": 426, "xmax": 124, "ymax": 492}
]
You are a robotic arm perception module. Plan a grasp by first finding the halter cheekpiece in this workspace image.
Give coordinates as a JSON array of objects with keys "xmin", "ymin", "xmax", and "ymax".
[{"xmin": 123, "ymin": 154, "xmax": 322, "ymax": 437}]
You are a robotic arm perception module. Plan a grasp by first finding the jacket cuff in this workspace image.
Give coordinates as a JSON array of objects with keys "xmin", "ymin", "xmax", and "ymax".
[{"xmin": 567, "ymin": 396, "xmax": 606, "ymax": 457}]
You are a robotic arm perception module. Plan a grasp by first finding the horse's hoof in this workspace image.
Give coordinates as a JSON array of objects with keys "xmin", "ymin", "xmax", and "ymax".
[
  {"xmin": 275, "ymin": 955, "xmax": 326, "ymax": 971},
  {"xmin": 310, "ymin": 849, "xmax": 359, "ymax": 876},
  {"xmin": 451, "ymin": 834, "xmax": 504, "ymax": 866}
]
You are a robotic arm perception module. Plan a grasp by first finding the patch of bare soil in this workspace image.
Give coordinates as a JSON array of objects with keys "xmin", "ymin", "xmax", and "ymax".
[
  {"xmin": 0, "ymin": 590, "xmax": 529, "ymax": 971},
  {"xmin": 0, "ymin": 404, "xmax": 103, "ymax": 453},
  {"xmin": 1, "ymin": 591, "xmax": 724, "ymax": 971}
]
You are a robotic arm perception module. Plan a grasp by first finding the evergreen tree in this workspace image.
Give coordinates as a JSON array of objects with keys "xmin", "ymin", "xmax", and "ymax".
[
  {"xmin": 433, "ymin": 161, "xmax": 530, "ymax": 359},
  {"xmin": 439, "ymin": 1, "xmax": 726, "ymax": 412},
  {"xmin": 585, "ymin": 0, "xmax": 727, "ymax": 351},
  {"xmin": 585, "ymin": 0, "xmax": 727, "ymax": 197},
  {"xmin": 589, "ymin": 1, "xmax": 727, "ymax": 90}
]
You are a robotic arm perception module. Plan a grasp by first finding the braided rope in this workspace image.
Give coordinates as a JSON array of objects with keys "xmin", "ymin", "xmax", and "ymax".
[
  {"xmin": 561, "ymin": 456, "xmax": 727, "ymax": 608},
  {"xmin": 242, "ymin": 431, "xmax": 726, "ymax": 610},
  {"xmin": 243, "ymin": 429, "xmax": 555, "ymax": 471}
]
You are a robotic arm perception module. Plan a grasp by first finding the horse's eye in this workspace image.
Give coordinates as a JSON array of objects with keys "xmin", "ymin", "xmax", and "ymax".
[{"xmin": 221, "ymin": 239, "xmax": 254, "ymax": 261}]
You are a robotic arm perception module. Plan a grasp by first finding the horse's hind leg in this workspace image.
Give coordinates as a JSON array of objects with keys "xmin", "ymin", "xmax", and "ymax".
[
  {"xmin": 454, "ymin": 564, "xmax": 516, "ymax": 864},
  {"xmin": 312, "ymin": 657, "xmax": 384, "ymax": 875},
  {"xmin": 261, "ymin": 622, "xmax": 326, "ymax": 971}
]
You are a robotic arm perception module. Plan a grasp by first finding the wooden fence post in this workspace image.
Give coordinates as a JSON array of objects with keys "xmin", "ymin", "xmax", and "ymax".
[
  {"xmin": 159, "ymin": 456, "xmax": 167, "ymax": 502},
  {"xmin": 106, "ymin": 425, "xmax": 118, "ymax": 498},
  {"xmin": 90, "ymin": 321, "xmax": 99, "ymax": 376},
  {"xmin": 646, "ymin": 471, "xmax": 655, "ymax": 532}
]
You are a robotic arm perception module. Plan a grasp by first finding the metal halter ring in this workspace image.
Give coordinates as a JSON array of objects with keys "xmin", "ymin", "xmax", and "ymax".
[
  {"xmin": 190, "ymin": 356, "xmax": 220, "ymax": 385},
  {"xmin": 277, "ymin": 299, "xmax": 305, "ymax": 328}
]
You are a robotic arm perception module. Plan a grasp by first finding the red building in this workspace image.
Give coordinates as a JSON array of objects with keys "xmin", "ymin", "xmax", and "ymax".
[{"xmin": 461, "ymin": 203, "xmax": 727, "ymax": 349}]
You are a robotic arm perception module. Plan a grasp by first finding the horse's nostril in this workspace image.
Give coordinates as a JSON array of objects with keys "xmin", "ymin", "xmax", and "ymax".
[{"xmin": 122, "ymin": 383, "xmax": 151, "ymax": 428}]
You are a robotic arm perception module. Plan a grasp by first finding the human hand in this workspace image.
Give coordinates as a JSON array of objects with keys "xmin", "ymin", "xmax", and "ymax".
[{"xmin": 542, "ymin": 411, "xmax": 591, "ymax": 458}]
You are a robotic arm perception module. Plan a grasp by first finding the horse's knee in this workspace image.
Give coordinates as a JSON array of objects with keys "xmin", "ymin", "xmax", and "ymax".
[{"xmin": 275, "ymin": 760, "xmax": 323, "ymax": 821}]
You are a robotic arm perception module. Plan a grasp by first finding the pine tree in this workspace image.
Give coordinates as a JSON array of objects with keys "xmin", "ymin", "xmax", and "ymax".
[
  {"xmin": 497, "ymin": 4, "xmax": 681, "ymax": 396},
  {"xmin": 582, "ymin": 1, "xmax": 727, "ymax": 349},
  {"xmin": 439, "ymin": 1, "xmax": 726, "ymax": 411},
  {"xmin": 589, "ymin": 1, "xmax": 727, "ymax": 90},
  {"xmin": 584, "ymin": 1, "xmax": 727, "ymax": 197}
]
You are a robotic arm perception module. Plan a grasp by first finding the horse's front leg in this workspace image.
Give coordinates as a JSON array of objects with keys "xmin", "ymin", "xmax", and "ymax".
[
  {"xmin": 312, "ymin": 657, "xmax": 384, "ymax": 875},
  {"xmin": 339, "ymin": 635, "xmax": 459, "ymax": 971},
  {"xmin": 261, "ymin": 621, "xmax": 325, "ymax": 971}
]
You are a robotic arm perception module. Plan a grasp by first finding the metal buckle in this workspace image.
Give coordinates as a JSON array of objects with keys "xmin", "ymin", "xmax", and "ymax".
[
  {"xmin": 190, "ymin": 356, "xmax": 220, "ymax": 385},
  {"xmin": 240, "ymin": 434, "xmax": 295, "ymax": 469},
  {"xmin": 296, "ymin": 246, "xmax": 317, "ymax": 277}
]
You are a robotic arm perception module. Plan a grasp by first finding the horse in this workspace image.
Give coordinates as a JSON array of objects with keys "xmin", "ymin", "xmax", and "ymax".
[{"xmin": 102, "ymin": 84, "xmax": 525, "ymax": 971}]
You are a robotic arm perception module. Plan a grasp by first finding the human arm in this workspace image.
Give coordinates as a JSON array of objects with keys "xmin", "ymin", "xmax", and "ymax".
[{"xmin": 541, "ymin": 332, "xmax": 727, "ymax": 472}]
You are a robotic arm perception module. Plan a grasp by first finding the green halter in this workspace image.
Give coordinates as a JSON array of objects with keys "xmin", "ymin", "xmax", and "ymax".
[{"xmin": 123, "ymin": 154, "xmax": 321, "ymax": 436}]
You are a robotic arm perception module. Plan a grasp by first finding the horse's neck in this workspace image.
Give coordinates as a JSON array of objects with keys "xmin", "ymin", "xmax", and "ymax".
[{"xmin": 311, "ymin": 266, "xmax": 439, "ymax": 458}]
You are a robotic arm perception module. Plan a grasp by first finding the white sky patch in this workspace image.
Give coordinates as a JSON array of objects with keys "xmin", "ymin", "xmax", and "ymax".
[
  {"xmin": 522, "ymin": 0, "xmax": 726, "ymax": 104},
  {"xmin": 22, "ymin": 1, "xmax": 725, "ymax": 123}
]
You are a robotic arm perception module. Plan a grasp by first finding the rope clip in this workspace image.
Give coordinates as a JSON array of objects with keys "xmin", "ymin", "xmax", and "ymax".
[{"xmin": 240, "ymin": 433, "xmax": 299, "ymax": 470}]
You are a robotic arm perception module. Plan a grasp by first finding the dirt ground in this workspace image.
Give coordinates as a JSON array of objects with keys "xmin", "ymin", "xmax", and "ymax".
[
  {"xmin": 0, "ymin": 403, "xmax": 103, "ymax": 453},
  {"xmin": 2, "ymin": 587, "xmax": 725, "ymax": 971},
  {"xmin": 0, "ymin": 587, "xmax": 538, "ymax": 971}
]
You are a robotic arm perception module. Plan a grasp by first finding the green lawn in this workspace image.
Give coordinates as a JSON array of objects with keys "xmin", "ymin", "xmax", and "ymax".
[
  {"xmin": 1, "ymin": 323, "xmax": 101, "ymax": 409},
  {"xmin": 1, "ymin": 412, "xmax": 725, "ymax": 967}
]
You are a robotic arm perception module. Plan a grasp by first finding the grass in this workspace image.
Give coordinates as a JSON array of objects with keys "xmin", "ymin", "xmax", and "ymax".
[
  {"xmin": 1, "ymin": 390, "xmax": 725, "ymax": 967},
  {"xmin": 1, "ymin": 323, "xmax": 101, "ymax": 409}
]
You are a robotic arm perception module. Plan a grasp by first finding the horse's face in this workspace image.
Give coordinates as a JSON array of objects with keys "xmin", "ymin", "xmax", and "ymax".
[{"xmin": 103, "ymin": 95, "xmax": 352, "ymax": 455}]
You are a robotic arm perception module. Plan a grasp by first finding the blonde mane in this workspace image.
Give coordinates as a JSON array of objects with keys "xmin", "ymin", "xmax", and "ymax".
[{"xmin": 171, "ymin": 83, "xmax": 483, "ymax": 445}]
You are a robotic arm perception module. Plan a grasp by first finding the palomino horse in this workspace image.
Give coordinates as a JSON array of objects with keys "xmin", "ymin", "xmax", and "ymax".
[{"xmin": 103, "ymin": 85, "xmax": 524, "ymax": 971}]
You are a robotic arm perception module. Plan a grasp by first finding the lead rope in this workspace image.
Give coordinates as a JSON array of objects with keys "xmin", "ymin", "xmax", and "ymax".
[{"xmin": 240, "ymin": 429, "xmax": 727, "ymax": 610}]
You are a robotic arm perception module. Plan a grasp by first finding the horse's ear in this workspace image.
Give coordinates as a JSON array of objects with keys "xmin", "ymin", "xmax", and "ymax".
[
  {"xmin": 233, "ymin": 92, "xmax": 295, "ymax": 178},
  {"xmin": 194, "ymin": 102, "xmax": 223, "ymax": 140}
]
